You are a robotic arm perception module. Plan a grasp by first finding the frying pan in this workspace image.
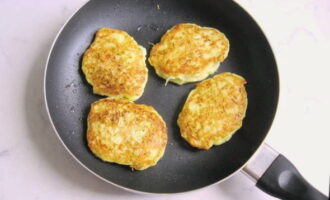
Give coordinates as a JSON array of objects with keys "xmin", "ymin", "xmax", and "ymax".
[{"xmin": 44, "ymin": 0, "xmax": 327, "ymax": 199}]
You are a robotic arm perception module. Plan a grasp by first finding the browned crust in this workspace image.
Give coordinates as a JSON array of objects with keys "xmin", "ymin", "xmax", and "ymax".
[
  {"xmin": 177, "ymin": 73, "xmax": 247, "ymax": 149},
  {"xmin": 149, "ymin": 24, "xmax": 229, "ymax": 79},
  {"xmin": 87, "ymin": 98, "xmax": 167, "ymax": 170},
  {"xmin": 82, "ymin": 28, "xmax": 148, "ymax": 101}
]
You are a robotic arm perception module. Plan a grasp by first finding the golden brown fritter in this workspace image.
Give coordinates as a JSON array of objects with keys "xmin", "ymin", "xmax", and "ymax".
[
  {"xmin": 148, "ymin": 23, "xmax": 229, "ymax": 85},
  {"xmin": 87, "ymin": 98, "xmax": 168, "ymax": 170},
  {"xmin": 82, "ymin": 28, "xmax": 148, "ymax": 101},
  {"xmin": 177, "ymin": 73, "xmax": 247, "ymax": 150}
]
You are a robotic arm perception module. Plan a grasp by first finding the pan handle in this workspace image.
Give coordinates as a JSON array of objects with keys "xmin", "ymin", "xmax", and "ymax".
[{"xmin": 243, "ymin": 144, "xmax": 328, "ymax": 200}]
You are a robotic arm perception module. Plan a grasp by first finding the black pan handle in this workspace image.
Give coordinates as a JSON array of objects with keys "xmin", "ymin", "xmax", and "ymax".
[{"xmin": 243, "ymin": 144, "xmax": 328, "ymax": 200}]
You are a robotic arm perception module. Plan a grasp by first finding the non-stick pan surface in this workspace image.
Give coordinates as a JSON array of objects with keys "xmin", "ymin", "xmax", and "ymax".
[{"xmin": 45, "ymin": 0, "xmax": 279, "ymax": 193}]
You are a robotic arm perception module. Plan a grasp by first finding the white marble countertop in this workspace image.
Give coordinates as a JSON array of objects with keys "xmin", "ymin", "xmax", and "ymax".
[{"xmin": 0, "ymin": 0, "xmax": 329, "ymax": 199}]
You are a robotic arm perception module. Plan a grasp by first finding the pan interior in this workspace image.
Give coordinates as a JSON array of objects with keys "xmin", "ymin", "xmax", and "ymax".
[{"xmin": 45, "ymin": 0, "xmax": 279, "ymax": 193}]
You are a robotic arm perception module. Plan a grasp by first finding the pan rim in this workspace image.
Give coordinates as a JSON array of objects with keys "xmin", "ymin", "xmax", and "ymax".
[{"xmin": 43, "ymin": 0, "xmax": 280, "ymax": 194}]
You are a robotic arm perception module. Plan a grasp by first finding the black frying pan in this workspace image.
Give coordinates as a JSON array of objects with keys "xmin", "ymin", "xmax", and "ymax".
[{"xmin": 44, "ymin": 0, "xmax": 327, "ymax": 199}]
